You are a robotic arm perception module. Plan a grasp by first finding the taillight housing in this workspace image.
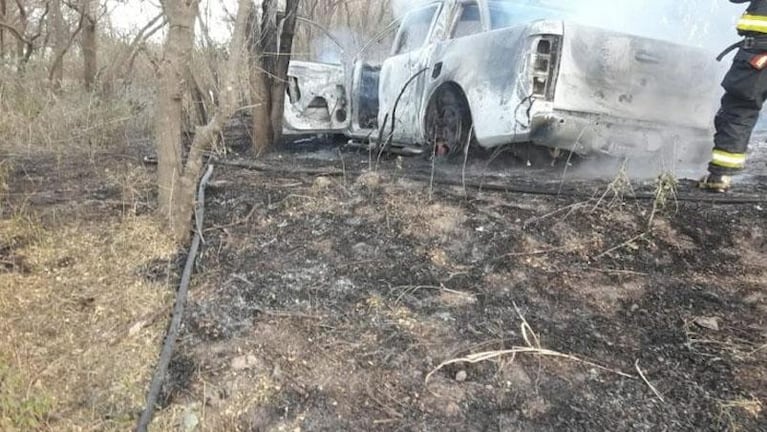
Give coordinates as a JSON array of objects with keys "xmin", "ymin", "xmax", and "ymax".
[{"xmin": 530, "ymin": 35, "xmax": 561, "ymax": 101}]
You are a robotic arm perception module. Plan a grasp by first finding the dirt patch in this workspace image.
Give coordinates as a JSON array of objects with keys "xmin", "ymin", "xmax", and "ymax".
[{"xmin": 163, "ymin": 152, "xmax": 767, "ymax": 432}]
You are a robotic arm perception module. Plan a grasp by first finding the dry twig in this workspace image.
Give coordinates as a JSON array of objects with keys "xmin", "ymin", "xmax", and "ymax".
[
  {"xmin": 635, "ymin": 359, "xmax": 665, "ymax": 402},
  {"xmin": 425, "ymin": 302, "xmax": 635, "ymax": 385},
  {"xmin": 750, "ymin": 344, "xmax": 767, "ymax": 356},
  {"xmin": 592, "ymin": 233, "xmax": 647, "ymax": 260}
]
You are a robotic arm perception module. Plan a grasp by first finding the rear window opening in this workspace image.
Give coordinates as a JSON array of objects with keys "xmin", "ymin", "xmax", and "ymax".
[
  {"xmin": 453, "ymin": 3, "xmax": 482, "ymax": 39},
  {"xmin": 394, "ymin": 5, "xmax": 439, "ymax": 55},
  {"xmin": 488, "ymin": 1, "xmax": 563, "ymax": 30}
]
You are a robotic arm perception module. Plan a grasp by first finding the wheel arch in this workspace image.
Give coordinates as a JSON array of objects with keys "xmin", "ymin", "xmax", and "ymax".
[{"xmin": 421, "ymin": 81, "xmax": 475, "ymax": 141}]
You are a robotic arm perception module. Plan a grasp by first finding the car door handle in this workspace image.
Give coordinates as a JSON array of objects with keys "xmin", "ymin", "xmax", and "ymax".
[{"xmin": 432, "ymin": 62, "xmax": 443, "ymax": 79}]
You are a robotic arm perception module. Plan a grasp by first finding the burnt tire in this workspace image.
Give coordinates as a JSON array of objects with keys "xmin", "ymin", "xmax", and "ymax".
[{"xmin": 424, "ymin": 86, "xmax": 472, "ymax": 159}]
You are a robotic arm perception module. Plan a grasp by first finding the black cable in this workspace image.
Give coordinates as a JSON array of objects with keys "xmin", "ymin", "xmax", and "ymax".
[{"xmin": 135, "ymin": 164, "xmax": 215, "ymax": 432}]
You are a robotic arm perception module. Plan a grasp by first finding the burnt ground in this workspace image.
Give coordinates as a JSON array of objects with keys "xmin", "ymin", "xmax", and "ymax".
[
  {"xmin": 169, "ymin": 141, "xmax": 767, "ymax": 431},
  {"xmin": 4, "ymin": 136, "xmax": 764, "ymax": 431}
]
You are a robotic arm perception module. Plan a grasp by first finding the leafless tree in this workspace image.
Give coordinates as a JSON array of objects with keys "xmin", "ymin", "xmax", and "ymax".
[
  {"xmin": 101, "ymin": 12, "xmax": 166, "ymax": 94},
  {"xmin": 1, "ymin": 0, "xmax": 6, "ymax": 58},
  {"xmin": 248, "ymin": 0, "xmax": 300, "ymax": 155},
  {"xmin": 155, "ymin": 0, "xmax": 251, "ymax": 243},
  {"xmin": 48, "ymin": 0, "xmax": 66, "ymax": 88},
  {"xmin": 0, "ymin": 0, "xmax": 45, "ymax": 69},
  {"xmin": 293, "ymin": 0, "xmax": 392, "ymax": 60},
  {"xmin": 80, "ymin": 0, "xmax": 97, "ymax": 90}
]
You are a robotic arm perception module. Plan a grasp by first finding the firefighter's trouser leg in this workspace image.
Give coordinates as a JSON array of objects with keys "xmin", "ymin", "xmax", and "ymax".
[{"xmin": 710, "ymin": 49, "xmax": 767, "ymax": 175}]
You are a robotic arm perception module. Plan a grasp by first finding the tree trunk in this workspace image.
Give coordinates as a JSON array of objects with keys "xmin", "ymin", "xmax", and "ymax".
[
  {"xmin": 250, "ymin": 68, "xmax": 274, "ymax": 156},
  {"xmin": 1, "ymin": 0, "xmax": 6, "ymax": 59},
  {"xmin": 156, "ymin": 0, "xmax": 197, "ymax": 240},
  {"xmin": 248, "ymin": 0, "xmax": 277, "ymax": 156},
  {"xmin": 49, "ymin": 0, "xmax": 66, "ymax": 90},
  {"xmin": 248, "ymin": 0, "xmax": 300, "ymax": 156},
  {"xmin": 156, "ymin": 0, "xmax": 251, "ymax": 243},
  {"xmin": 269, "ymin": 0, "xmax": 300, "ymax": 144},
  {"xmin": 81, "ymin": 0, "xmax": 97, "ymax": 91},
  {"xmin": 15, "ymin": 0, "xmax": 28, "ymax": 67}
]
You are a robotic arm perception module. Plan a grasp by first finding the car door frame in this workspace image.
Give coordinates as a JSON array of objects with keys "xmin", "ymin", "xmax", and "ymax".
[
  {"xmin": 345, "ymin": 19, "xmax": 402, "ymax": 140},
  {"xmin": 377, "ymin": 1, "xmax": 448, "ymax": 145},
  {"xmin": 282, "ymin": 17, "xmax": 351, "ymax": 134}
]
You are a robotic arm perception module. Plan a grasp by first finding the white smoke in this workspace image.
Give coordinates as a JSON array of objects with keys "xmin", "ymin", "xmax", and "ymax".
[
  {"xmin": 391, "ymin": 0, "xmax": 418, "ymax": 19},
  {"xmin": 390, "ymin": 0, "xmax": 745, "ymax": 53},
  {"xmin": 311, "ymin": 28, "xmax": 358, "ymax": 64},
  {"xmin": 563, "ymin": 0, "xmax": 743, "ymax": 53}
]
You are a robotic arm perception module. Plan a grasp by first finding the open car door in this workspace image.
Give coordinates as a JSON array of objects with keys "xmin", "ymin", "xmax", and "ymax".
[
  {"xmin": 282, "ymin": 19, "xmax": 350, "ymax": 135},
  {"xmin": 345, "ymin": 20, "xmax": 401, "ymax": 141}
]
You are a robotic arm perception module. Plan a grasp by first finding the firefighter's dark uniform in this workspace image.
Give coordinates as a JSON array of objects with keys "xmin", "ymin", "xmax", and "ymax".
[{"xmin": 709, "ymin": 0, "xmax": 767, "ymax": 176}]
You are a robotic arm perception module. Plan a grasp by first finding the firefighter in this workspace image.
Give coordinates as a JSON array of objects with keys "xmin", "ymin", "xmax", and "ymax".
[{"xmin": 700, "ymin": 0, "xmax": 767, "ymax": 192}]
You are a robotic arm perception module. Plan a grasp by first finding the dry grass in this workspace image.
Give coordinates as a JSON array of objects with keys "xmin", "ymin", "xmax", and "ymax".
[
  {"xmin": 648, "ymin": 171, "xmax": 679, "ymax": 229},
  {"xmin": 0, "ymin": 72, "xmax": 152, "ymax": 159},
  {"xmin": 0, "ymin": 159, "xmax": 10, "ymax": 197},
  {"xmin": 0, "ymin": 36, "xmax": 204, "ymax": 432},
  {"xmin": 0, "ymin": 206, "xmax": 177, "ymax": 431},
  {"xmin": 718, "ymin": 397, "xmax": 764, "ymax": 432}
]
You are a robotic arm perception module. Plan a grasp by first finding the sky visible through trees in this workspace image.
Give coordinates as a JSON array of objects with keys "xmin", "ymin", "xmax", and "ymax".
[{"xmin": 107, "ymin": 0, "xmax": 744, "ymax": 53}]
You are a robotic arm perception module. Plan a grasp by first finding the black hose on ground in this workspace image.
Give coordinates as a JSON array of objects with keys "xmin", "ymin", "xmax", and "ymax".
[{"xmin": 135, "ymin": 164, "xmax": 215, "ymax": 432}]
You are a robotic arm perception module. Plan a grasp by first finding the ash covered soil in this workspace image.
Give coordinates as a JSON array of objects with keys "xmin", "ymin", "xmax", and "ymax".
[{"xmin": 172, "ymin": 141, "xmax": 767, "ymax": 431}]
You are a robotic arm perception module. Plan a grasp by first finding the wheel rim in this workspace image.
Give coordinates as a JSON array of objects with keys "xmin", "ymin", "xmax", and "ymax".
[{"xmin": 427, "ymin": 91, "xmax": 468, "ymax": 158}]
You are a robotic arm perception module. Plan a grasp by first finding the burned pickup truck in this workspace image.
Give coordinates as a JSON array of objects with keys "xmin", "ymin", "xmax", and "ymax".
[{"xmin": 284, "ymin": 0, "xmax": 724, "ymax": 160}]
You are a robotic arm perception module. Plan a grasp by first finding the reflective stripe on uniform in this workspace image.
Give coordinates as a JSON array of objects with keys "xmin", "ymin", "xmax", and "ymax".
[
  {"xmin": 737, "ymin": 14, "xmax": 767, "ymax": 33},
  {"xmin": 711, "ymin": 149, "xmax": 747, "ymax": 169},
  {"xmin": 753, "ymin": 54, "xmax": 767, "ymax": 69}
]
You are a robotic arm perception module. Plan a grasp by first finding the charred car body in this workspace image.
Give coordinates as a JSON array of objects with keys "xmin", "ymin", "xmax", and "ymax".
[{"xmin": 284, "ymin": 0, "xmax": 724, "ymax": 160}]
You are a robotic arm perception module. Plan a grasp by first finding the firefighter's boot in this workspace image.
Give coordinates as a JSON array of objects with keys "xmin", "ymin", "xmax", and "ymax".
[{"xmin": 698, "ymin": 173, "xmax": 733, "ymax": 193}]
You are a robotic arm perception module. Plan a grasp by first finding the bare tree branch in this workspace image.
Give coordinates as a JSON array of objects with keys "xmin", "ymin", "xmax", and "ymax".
[
  {"xmin": 48, "ymin": 0, "xmax": 87, "ymax": 84},
  {"xmin": 102, "ymin": 12, "xmax": 166, "ymax": 92},
  {"xmin": 0, "ymin": 18, "xmax": 29, "ymax": 45}
]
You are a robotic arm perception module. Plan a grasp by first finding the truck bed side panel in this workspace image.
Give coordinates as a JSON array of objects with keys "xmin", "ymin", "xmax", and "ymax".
[{"xmin": 554, "ymin": 24, "xmax": 724, "ymax": 129}]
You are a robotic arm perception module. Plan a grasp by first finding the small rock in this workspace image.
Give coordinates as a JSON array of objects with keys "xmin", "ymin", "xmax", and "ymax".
[
  {"xmin": 182, "ymin": 406, "xmax": 199, "ymax": 432},
  {"xmin": 694, "ymin": 317, "xmax": 720, "ymax": 331},
  {"xmin": 351, "ymin": 242, "xmax": 376, "ymax": 258},
  {"xmin": 444, "ymin": 401, "xmax": 462, "ymax": 417},
  {"xmin": 313, "ymin": 176, "xmax": 332, "ymax": 189},
  {"xmin": 588, "ymin": 368, "xmax": 599, "ymax": 380},
  {"xmin": 630, "ymin": 304, "xmax": 640, "ymax": 313},
  {"xmin": 272, "ymin": 364, "xmax": 283, "ymax": 380},
  {"xmin": 455, "ymin": 370, "xmax": 468, "ymax": 382},
  {"xmin": 356, "ymin": 171, "xmax": 383, "ymax": 188},
  {"xmin": 345, "ymin": 217, "xmax": 363, "ymax": 227},
  {"xmin": 232, "ymin": 354, "xmax": 262, "ymax": 371},
  {"xmin": 521, "ymin": 396, "xmax": 550, "ymax": 419}
]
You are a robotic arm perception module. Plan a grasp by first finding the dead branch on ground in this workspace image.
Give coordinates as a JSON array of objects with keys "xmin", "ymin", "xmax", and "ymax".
[{"xmin": 425, "ymin": 302, "xmax": 636, "ymax": 388}]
